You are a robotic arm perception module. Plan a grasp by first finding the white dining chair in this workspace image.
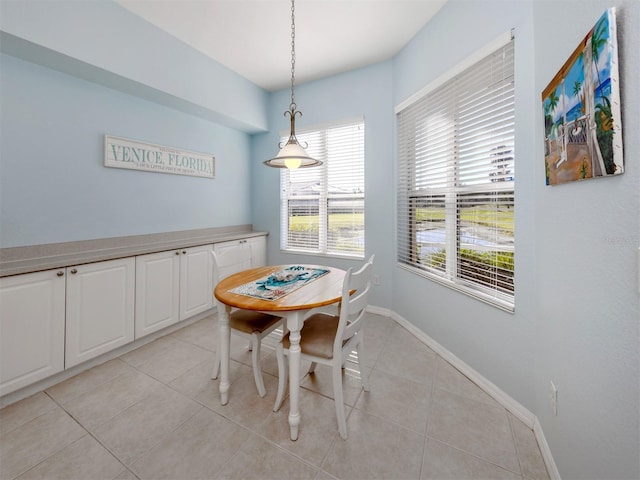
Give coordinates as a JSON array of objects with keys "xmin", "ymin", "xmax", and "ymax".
[
  {"xmin": 273, "ymin": 254, "xmax": 375, "ymax": 439},
  {"xmin": 211, "ymin": 248, "xmax": 284, "ymax": 397}
]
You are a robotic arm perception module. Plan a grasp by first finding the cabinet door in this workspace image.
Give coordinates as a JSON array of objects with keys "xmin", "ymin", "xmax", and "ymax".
[
  {"xmin": 214, "ymin": 235, "xmax": 267, "ymax": 268},
  {"xmin": 0, "ymin": 270, "xmax": 66, "ymax": 396},
  {"xmin": 135, "ymin": 250, "xmax": 180, "ymax": 338},
  {"xmin": 246, "ymin": 235, "xmax": 267, "ymax": 267},
  {"xmin": 65, "ymin": 258, "xmax": 135, "ymax": 368},
  {"xmin": 179, "ymin": 245, "xmax": 213, "ymax": 320}
]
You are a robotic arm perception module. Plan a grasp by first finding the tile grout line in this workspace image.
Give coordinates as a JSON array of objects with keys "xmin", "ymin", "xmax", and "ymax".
[
  {"xmin": 507, "ymin": 411, "xmax": 529, "ymax": 479},
  {"xmin": 35, "ymin": 391, "xmax": 138, "ymax": 480},
  {"xmin": 423, "ymin": 372, "xmax": 529, "ymax": 477},
  {"xmin": 202, "ymin": 394, "xmax": 333, "ymax": 478},
  {"xmin": 165, "ymin": 363, "xmax": 328, "ymax": 476},
  {"xmin": 424, "ymin": 435, "xmax": 526, "ymax": 479},
  {"xmin": 44, "ymin": 362, "xmax": 212, "ymax": 480},
  {"xmin": 44, "ymin": 358, "xmax": 132, "ymax": 407},
  {"xmin": 423, "ymin": 371, "xmax": 529, "ymax": 478},
  {"xmin": 419, "ymin": 352, "xmax": 441, "ymax": 480},
  {"xmin": 0, "ymin": 394, "xmax": 57, "ymax": 437},
  {"xmin": 314, "ymin": 320, "xmax": 389, "ymax": 480}
]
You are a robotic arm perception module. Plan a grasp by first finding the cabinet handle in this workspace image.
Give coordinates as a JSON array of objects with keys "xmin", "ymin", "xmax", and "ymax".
[
  {"xmin": 57, "ymin": 271, "xmax": 64, "ymax": 277},
  {"xmin": 175, "ymin": 251, "xmax": 180, "ymax": 255},
  {"xmin": 182, "ymin": 250, "xmax": 187, "ymax": 254},
  {"xmin": 70, "ymin": 268, "xmax": 78, "ymax": 274}
]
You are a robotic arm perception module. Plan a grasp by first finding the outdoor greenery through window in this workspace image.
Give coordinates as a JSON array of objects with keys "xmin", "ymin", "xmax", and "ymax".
[
  {"xmin": 280, "ymin": 119, "xmax": 365, "ymax": 258},
  {"xmin": 396, "ymin": 32, "xmax": 515, "ymax": 311}
]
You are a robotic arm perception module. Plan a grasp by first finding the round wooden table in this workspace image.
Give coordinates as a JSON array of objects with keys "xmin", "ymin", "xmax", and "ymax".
[{"xmin": 214, "ymin": 264, "xmax": 346, "ymax": 440}]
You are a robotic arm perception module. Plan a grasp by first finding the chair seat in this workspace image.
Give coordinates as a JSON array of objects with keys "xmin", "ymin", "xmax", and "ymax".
[
  {"xmin": 212, "ymin": 247, "xmax": 285, "ymax": 398},
  {"xmin": 282, "ymin": 313, "xmax": 339, "ymax": 359},
  {"xmin": 230, "ymin": 309, "xmax": 281, "ymax": 335}
]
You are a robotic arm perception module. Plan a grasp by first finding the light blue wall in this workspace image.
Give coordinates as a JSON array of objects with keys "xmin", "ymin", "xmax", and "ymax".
[
  {"xmin": 394, "ymin": 0, "xmax": 639, "ymax": 478},
  {"xmin": 0, "ymin": 0, "xmax": 269, "ymax": 248},
  {"xmin": 532, "ymin": 1, "xmax": 639, "ymax": 478},
  {"xmin": 0, "ymin": 0, "xmax": 268, "ymax": 133},
  {"xmin": 252, "ymin": 62, "xmax": 395, "ymax": 308},
  {"xmin": 0, "ymin": 53, "xmax": 253, "ymax": 246},
  {"xmin": 392, "ymin": 0, "xmax": 539, "ymax": 417},
  {"xmin": 252, "ymin": 0, "xmax": 639, "ymax": 478}
]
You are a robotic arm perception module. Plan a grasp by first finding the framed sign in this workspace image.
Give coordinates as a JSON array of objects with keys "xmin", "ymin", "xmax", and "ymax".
[
  {"xmin": 105, "ymin": 135, "xmax": 215, "ymax": 178},
  {"xmin": 542, "ymin": 8, "xmax": 623, "ymax": 185}
]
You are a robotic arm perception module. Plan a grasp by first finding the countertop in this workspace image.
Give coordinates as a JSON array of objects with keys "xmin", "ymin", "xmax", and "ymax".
[{"xmin": 0, "ymin": 225, "xmax": 268, "ymax": 277}]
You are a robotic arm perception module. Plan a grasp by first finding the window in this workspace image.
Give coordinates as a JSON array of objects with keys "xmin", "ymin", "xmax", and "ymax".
[
  {"xmin": 396, "ymin": 33, "xmax": 515, "ymax": 311},
  {"xmin": 281, "ymin": 119, "xmax": 365, "ymax": 258}
]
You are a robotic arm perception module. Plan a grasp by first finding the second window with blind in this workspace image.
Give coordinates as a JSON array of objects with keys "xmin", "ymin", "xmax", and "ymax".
[
  {"xmin": 396, "ymin": 33, "xmax": 515, "ymax": 311},
  {"xmin": 280, "ymin": 119, "xmax": 365, "ymax": 258}
]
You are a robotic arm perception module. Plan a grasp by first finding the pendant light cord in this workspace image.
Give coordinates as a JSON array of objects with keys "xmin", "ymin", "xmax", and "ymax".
[
  {"xmin": 262, "ymin": 0, "xmax": 321, "ymax": 167},
  {"xmin": 289, "ymin": 0, "xmax": 296, "ymax": 112}
]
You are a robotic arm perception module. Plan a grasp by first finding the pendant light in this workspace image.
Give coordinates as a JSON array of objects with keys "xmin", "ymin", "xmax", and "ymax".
[{"xmin": 263, "ymin": 0, "xmax": 322, "ymax": 169}]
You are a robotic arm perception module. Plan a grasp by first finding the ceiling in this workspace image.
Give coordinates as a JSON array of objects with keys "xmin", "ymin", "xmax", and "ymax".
[{"xmin": 115, "ymin": 0, "xmax": 448, "ymax": 92}]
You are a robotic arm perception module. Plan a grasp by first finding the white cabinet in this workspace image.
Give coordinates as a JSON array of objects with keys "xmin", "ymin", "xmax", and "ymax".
[
  {"xmin": 65, "ymin": 258, "xmax": 135, "ymax": 368},
  {"xmin": 0, "ymin": 234, "xmax": 260, "ymax": 395},
  {"xmin": 135, "ymin": 245, "xmax": 212, "ymax": 339},
  {"xmin": 135, "ymin": 250, "xmax": 180, "ymax": 338},
  {"xmin": 137, "ymin": 240, "xmax": 264, "ymax": 337},
  {"xmin": 0, "ymin": 259, "xmax": 135, "ymax": 393},
  {"xmin": 0, "ymin": 270, "xmax": 66, "ymax": 396},
  {"xmin": 213, "ymin": 235, "xmax": 267, "ymax": 268},
  {"xmin": 179, "ymin": 245, "xmax": 214, "ymax": 320}
]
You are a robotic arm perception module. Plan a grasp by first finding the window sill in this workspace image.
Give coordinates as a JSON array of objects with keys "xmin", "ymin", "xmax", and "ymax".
[
  {"xmin": 281, "ymin": 249, "xmax": 365, "ymax": 261},
  {"xmin": 397, "ymin": 263, "xmax": 515, "ymax": 313}
]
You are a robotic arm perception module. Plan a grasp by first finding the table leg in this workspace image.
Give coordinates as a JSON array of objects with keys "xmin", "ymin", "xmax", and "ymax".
[
  {"xmin": 287, "ymin": 311, "xmax": 304, "ymax": 441},
  {"xmin": 219, "ymin": 305, "xmax": 231, "ymax": 405}
]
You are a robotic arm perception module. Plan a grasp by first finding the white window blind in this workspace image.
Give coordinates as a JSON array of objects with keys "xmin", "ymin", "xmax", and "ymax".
[
  {"xmin": 281, "ymin": 119, "xmax": 365, "ymax": 258},
  {"xmin": 396, "ymin": 34, "xmax": 515, "ymax": 311}
]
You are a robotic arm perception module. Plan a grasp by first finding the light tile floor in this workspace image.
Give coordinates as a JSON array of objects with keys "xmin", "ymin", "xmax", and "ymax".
[{"xmin": 0, "ymin": 313, "xmax": 550, "ymax": 480}]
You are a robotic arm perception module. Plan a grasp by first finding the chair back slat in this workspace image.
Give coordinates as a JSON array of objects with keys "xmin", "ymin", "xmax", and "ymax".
[
  {"xmin": 334, "ymin": 255, "xmax": 374, "ymax": 352},
  {"xmin": 211, "ymin": 246, "xmax": 252, "ymax": 284}
]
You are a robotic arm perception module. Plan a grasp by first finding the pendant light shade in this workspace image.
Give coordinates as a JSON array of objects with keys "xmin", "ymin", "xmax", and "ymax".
[
  {"xmin": 264, "ymin": 0, "xmax": 321, "ymax": 170},
  {"xmin": 264, "ymin": 138, "xmax": 322, "ymax": 169}
]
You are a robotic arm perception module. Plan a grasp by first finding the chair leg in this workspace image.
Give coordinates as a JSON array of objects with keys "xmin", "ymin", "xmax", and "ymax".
[
  {"xmin": 211, "ymin": 348, "xmax": 220, "ymax": 379},
  {"xmin": 251, "ymin": 334, "xmax": 267, "ymax": 397},
  {"xmin": 356, "ymin": 337, "xmax": 370, "ymax": 392},
  {"xmin": 308, "ymin": 361, "xmax": 317, "ymax": 374},
  {"xmin": 333, "ymin": 362, "xmax": 348, "ymax": 439},
  {"xmin": 273, "ymin": 344, "xmax": 288, "ymax": 411}
]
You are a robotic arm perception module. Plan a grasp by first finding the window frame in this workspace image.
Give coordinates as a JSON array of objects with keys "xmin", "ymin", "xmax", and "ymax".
[
  {"xmin": 396, "ymin": 32, "xmax": 515, "ymax": 312},
  {"xmin": 280, "ymin": 118, "xmax": 365, "ymax": 259}
]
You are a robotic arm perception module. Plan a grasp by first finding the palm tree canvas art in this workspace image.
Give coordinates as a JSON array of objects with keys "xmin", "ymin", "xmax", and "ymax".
[{"xmin": 542, "ymin": 8, "xmax": 624, "ymax": 185}]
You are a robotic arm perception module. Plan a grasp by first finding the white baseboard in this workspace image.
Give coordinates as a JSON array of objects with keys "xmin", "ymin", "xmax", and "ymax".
[
  {"xmin": 366, "ymin": 305, "xmax": 560, "ymax": 479},
  {"xmin": 365, "ymin": 305, "xmax": 393, "ymax": 317},
  {"xmin": 534, "ymin": 417, "xmax": 562, "ymax": 480}
]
